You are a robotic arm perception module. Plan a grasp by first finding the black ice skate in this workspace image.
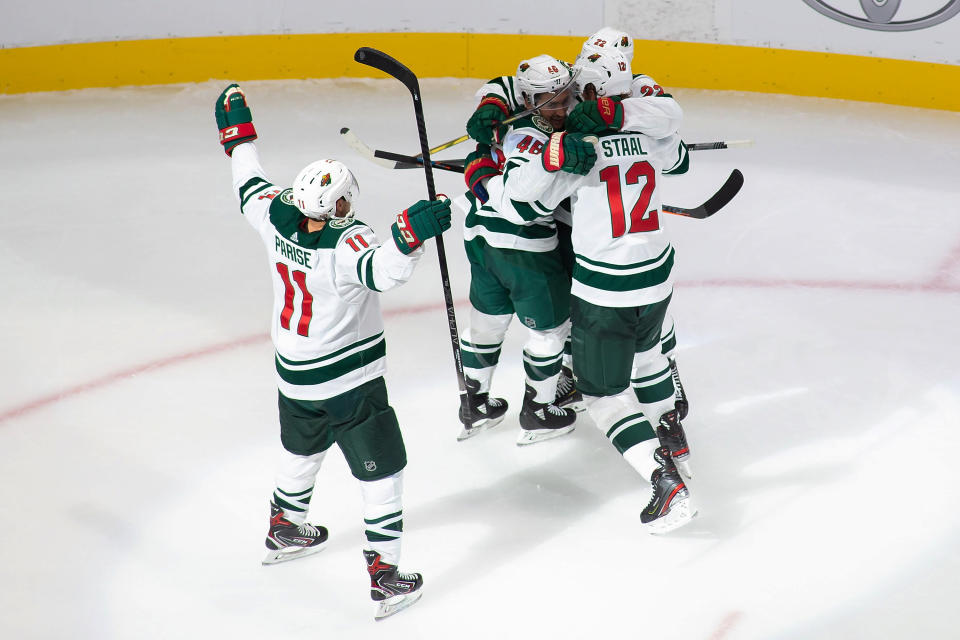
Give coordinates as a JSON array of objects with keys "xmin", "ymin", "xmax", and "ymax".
[
  {"xmin": 657, "ymin": 408, "xmax": 691, "ymax": 478},
  {"xmin": 641, "ymin": 446, "xmax": 696, "ymax": 534},
  {"xmin": 262, "ymin": 502, "xmax": 328, "ymax": 565},
  {"xmin": 363, "ymin": 550, "xmax": 424, "ymax": 620},
  {"xmin": 554, "ymin": 365, "xmax": 585, "ymax": 413},
  {"xmin": 457, "ymin": 376, "xmax": 509, "ymax": 441},
  {"xmin": 517, "ymin": 384, "xmax": 576, "ymax": 446},
  {"xmin": 669, "ymin": 357, "xmax": 689, "ymax": 420}
]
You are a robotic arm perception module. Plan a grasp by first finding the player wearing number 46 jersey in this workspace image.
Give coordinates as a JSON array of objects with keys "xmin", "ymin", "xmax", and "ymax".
[
  {"xmin": 216, "ymin": 84, "xmax": 445, "ymax": 619},
  {"xmin": 497, "ymin": 50, "xmax": 696, "ymax": 533}
]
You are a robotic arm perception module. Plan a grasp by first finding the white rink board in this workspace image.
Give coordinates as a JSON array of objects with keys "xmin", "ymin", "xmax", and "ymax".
[{"xmin": 4, "ymin": 0, "xmax": 960, "ymax": 63}]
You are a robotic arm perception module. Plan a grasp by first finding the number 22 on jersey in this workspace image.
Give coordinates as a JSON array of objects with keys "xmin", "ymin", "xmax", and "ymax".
[{"xmin": 599, "ymin": 161, "xmax": 660, "ymax": 238}]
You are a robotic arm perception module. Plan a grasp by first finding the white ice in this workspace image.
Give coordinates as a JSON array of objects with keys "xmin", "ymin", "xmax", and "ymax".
[{"xmin": 1, "ymin": 78, "xmax": 959, "ymax": 640}]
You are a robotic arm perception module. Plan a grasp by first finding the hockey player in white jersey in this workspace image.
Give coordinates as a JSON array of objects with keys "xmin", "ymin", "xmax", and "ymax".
[
  {"xmin": 463, "ymin": 27, "xmax": 691, "ymax": 420},
  {"xmin": 215, "ymin": 84, "xmax": 451, "ymax": 618},
  {"xmin": 487, "ymin": 50, "xmax": 695, "ymax": 533},
  {"xmin": 571, "ymin": 27, "xmax": 691, "ymax": 420},
  {"xmin": 456, "ymin": 55, "xmax": 593, "ymax": 446}
]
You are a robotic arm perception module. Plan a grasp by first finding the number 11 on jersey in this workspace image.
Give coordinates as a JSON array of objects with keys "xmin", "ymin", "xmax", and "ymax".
[{"xmin": 275, "ymin": 263, "xmax": 313, "ymax": 336}]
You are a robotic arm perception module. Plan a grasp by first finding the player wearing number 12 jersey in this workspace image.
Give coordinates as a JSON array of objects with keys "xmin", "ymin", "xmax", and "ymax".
[
  {"xmin": 497, "ymin": 50, "xmax": 696, "ymax": 533},
  {"xmin": 215, "ymin": 84, "xmax": 451, "ymax": 618},
  {"xmin": 464, "ymin": 27, "xmax": 692, "ymax": 421}
]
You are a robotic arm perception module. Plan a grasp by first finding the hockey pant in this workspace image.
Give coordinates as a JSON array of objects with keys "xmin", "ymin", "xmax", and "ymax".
[
  {"xmin": 584, "ymin": 388, "xmax": 660, "ymax": 481},
  {"xmin": 273, "ymin": 447, "xmax": 406, "ymax": 565},
  {"xmin": 460, "ymin": 307, "xmax": 569, "ymax": 403},
  {"xmin": 562, "ymin": 314, "xmax": 678, "ymax": 374}
]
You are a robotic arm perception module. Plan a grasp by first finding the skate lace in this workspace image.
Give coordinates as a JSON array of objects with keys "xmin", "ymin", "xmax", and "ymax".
[
  {"xmin": 545, "ymin": 403, "xmax": 567, "ymax": 416},
  {"xmin": 297, "ymin": 522, "xmax": 321, "ymax": 537},
  {"xmin": 556, "ymin": 373, "xmax": 574, "ymax": 396},
  {"xmin": 487, "ymin": 396, "xmax": 505, "ymax": 408}
]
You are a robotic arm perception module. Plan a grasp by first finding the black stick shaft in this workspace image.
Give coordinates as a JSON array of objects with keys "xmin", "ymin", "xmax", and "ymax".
[{"xmin": 354, "ymin": 47, "xmax": 472, "ymax": 425}]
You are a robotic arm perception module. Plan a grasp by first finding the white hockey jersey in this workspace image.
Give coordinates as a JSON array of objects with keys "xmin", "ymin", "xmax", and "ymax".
[
  {"xmin": 460, "ymin": 114, "xmax": 561, "ymax": 252},
  {"xmin": 230, "ymin": 143, "xmax": 423, "ymax": 400},
  {"xmin": 498, "ymin": 131, "xmax": 689, "ymax": 308},
  {"xmin": 474, "ymin": 73, "xmax": 683, "ymax": 141}
]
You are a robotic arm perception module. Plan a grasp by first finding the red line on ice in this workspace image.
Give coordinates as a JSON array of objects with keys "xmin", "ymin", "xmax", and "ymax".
[{"xmin": 2, "ymin": 272, "xmax": 958, "ymax": 424}]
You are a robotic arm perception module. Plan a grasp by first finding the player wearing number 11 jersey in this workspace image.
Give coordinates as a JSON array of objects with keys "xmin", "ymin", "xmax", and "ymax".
[{"xmin": 216, "ymin": 84, "xmax": 451, "ymax": 618}]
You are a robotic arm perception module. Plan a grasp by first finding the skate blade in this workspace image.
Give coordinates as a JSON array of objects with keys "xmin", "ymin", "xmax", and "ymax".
[
  {"xmin": 516, "ymin": 424, "xmax": 575, "ymax": 446},
  {"xmin": 375, "ymin": 590, "xmax": 423, "ymax": 620},
  {"xmin": 456, "ymin": 415, "xmax": 505, "ymax": 442},
  {"xmin": 643, "ymin": 495, "xmax": 697, "ymax": 535},
  {"xmin": 261, "ymin": 542, "xmax": 326, "ymax": 566}
]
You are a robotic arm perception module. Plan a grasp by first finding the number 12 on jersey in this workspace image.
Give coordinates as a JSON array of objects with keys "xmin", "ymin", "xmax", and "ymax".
[{"xmin": 599, "ymin": 161, "xmax": 660, "ymax": 237}]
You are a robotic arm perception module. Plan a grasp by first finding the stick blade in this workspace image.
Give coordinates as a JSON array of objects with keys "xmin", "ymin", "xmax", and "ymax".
[
  {"xmin": 354, "ymin": 47, "xmax": 418, "ymax": 92},
  {"xmin": 663, "ymin": 169, "xmax": 744, "ymax": 219},
  {"xmin": 701, "ymin": 168, "xmax": 744, "ymax": 214}
]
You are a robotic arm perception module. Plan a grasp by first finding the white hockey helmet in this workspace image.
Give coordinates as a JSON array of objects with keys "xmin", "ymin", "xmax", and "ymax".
[
  {"xmin": 574, "ymin": 49, "xmax": 633, "ymax": 98},
  {"xmin": 581, "ymin": 27, "xmax": 634, "ymax": 63},
  {"xmin": 516, "ymin": 54, "xmax": 573, "ymax": 109},
  {"xmin": 291, "ymin": 159, "xmax": 359, "ymax": 221}
]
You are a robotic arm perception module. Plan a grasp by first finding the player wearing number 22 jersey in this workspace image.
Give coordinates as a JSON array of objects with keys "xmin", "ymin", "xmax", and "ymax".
[{"xmin": 498, "ymin": 50, "xmax": 697, "ymax": 532}]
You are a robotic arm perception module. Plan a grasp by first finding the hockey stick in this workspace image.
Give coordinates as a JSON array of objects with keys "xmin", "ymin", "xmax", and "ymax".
[
  {"xmin": 409, "ymin": 67, "xmax": 582, "ymax": 158},
  {"xmin": 347, "ymin": 126, "xmax": 744, "ymax": 220},
  {"xmin": 341, "ymin": 127, "xmax": 465, "ymax": 172},
  {"xmin": 662, "ymin": 169, "xmax": 744, "ymax": 219},
  {"xmin": 342, "ymin": 127, "xmax": 750, "ymax": 171},
  {"xmin": 353, "ymin": 47, "xmax": 475, "ymax": 431},
  {"xmin": 686, "ymin": 140, "xmax": 753, "ymax": 151}
]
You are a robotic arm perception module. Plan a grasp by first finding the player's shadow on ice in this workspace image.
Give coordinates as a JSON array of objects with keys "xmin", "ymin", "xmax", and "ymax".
[{"xmin": 406, "ymin": 399, "xmax": 854, "ymax": 597}]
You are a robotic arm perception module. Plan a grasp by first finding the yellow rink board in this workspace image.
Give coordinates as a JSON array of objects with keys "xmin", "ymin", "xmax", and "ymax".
[{"xmin": 1, "ymin": 32, "xmax": 957, "ymax": 111}]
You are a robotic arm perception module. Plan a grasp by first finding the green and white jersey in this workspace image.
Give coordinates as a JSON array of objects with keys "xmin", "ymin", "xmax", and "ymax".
[
  {"xmin": 231, "ymin": 143, "xmax": 423, "ymax": 401},
  {"xmin": 474, "ymin": 75, "xmax": 524, "ymax": 112},
  {"xmin": 461, "ymin": 114, "xmax": 562, "ymax": 252},
  {"xmin": 505, "ymin": 131, "xmax": 689, "ymax": 308},
  {"xmin": 474, "ymin": 72, "xmax": 681, "ymax": 139},
  {"xmin": 622, "ymin": 74, "xmax": 683, "ymax": 139}
]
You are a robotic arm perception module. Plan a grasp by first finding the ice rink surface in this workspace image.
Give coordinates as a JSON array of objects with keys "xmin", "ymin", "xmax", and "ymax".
[{"xmin": 1, "ymin": 78, "xmax": 959, "ymax": 639}]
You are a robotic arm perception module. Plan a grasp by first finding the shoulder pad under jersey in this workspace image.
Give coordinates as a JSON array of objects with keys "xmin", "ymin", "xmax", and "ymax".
[{"xmin": 268, "ymin": 190, "xmax": 365, "ymax": 250}]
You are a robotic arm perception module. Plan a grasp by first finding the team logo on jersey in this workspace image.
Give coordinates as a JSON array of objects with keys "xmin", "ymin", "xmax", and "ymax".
[
  {"xmin": 364, "ymin": 460, "xmax": 377, "ymax": 472},
  {"xmin": 531, "ymin": 114, "xmax": 554, "ymax": 134},
  {"xmin": 329, "ymin": 217, "xmax": 353, "ymax": 228},
  {"xmin": 620, "ymin": 36, "xmax": 630, "ymax": 47},
  {"xmin": 280, "ymin": 188, "xmax": 295, "ymax": 206},
  {"xmin": 523, "ymin": 316, "xmax": 537, "ymax": 328},
  {"xmin": 802, "ymin": 0, "xmax": 960, "ymax": 31},
  {"xmin": 587, "ymin": 53, "xmax": 602, "ymax": 62},
  {"xmin": 519, "ymin": 62, "xmax": 530, "ymax": 72}
]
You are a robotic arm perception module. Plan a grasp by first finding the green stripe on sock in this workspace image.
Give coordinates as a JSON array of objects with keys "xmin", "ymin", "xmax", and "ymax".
[{"xmin": 364, "ymin": 510, "xmax": 402, "ymax": 526}]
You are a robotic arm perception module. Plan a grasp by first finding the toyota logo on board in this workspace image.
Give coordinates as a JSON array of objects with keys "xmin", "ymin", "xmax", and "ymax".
[{"xmin": 802, "ymin": 0, "xmax": 960, "ymax": 30}]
